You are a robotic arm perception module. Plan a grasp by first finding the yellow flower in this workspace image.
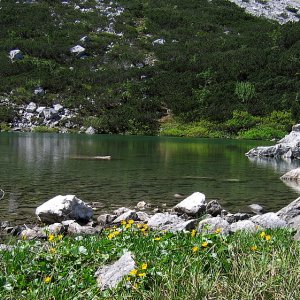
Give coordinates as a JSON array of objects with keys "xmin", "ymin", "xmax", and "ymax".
[
  {"xmin": 137, "ymin": 223, "xmax": 143, "ymax": 229},
  {"xmin": 121, "ymin": 220, "xmax": 127, "ymax": 225},
  {"xmin": 125, "ymin": 224, "xmax": 132, "ymax": 229},
  {"xmin": 128, "ymin": 219, "xmax": 135, "ymax": 225},
  {"xmin": 141, "ymin": 263, "xmax": 148, "ymax": 270},
  {"xmin": 108, "ymin": 233, "xmax": 115, "ymax": 240},
  {"xmin": 192, "ymin": 246, "xmax": 199, "ymax": 252},
  {"xmin": 138, "ymin": 273, "xmax": 146, "ymax": 277},
  {"xmin": 251, "ymin": 245, "xmax": 257, "ymax": 251},
  {"xmin": 22, "ymin": 235, "xmax": 27, "ymax": 240},
  {"xmin": 265, "ymin": 235, "xmax": 271, "ymax": 241},
  {"xmin": 215, "ymin": 228, "xmax": 222, "ymax": 234},
  {"xmin": 126, "ymin": 276, "xmax": 131, "ymax": 281},
  {"xmin": 154, "ymin": 237, "xmax": 161, "ymax": 241},
  {"xmin": 143, "ymin": 224, "xmax": 149, "ymax": 230},
  {"xmin": 201, "ymin": 241, "xmax": 208, "ymax": 248},
  {"xmin": 133, "ymin": 283, "xmax": 139, "ymax": 289},
  {"xmin": 113, "ymin": 230, "xmax": 120, "ymax": 236},
  {"xmin": 129, "ymin": 269, "xmax": 138, "ymax": 276},
  {"xmin": 48, "ymin": 234, "xmax": 55, "ymax": 242},
  {"xmin": 260, "ymin": 231, "xmax": 266, "ymax": 238},
  {"xmin": 50, "ymin": 248, "xmax": 56, "ymax": 254},
  {"xmin": 44, "ymin": 276, "xmax": 51, "ymax": 283},
  {"xmin": 191, "ymin": 229, "xmax": 197, "ymax": 237},
  {"xmin": 57, "ymin": 234, "xmax": 63, "ymax": 240}
]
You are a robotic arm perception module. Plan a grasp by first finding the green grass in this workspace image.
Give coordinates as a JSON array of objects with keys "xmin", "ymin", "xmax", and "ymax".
[
  {"xmin": 1, "ymin": 223, "xmax": 300, "ymax": 299},
  {"xmin": 31, "ymin": 126, "xmax": 59, "ymax": 133}
]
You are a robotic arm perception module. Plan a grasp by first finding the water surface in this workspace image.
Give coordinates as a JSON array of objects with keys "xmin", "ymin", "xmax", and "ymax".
[{"xmin": 1, "ymin": 133, "xmax": 300, "ymax": 223}]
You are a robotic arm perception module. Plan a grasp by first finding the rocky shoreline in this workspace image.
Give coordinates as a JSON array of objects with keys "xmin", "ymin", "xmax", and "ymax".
[{"xmin": 2, "ymin": 192, "xmax": 300, "ymax": 243}]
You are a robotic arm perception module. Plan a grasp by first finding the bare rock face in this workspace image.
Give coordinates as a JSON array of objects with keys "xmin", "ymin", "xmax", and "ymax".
[
  {"xmin": 35, "ymin": 195, "xmax": 93, "ymax": 224},
  {"xmin": 95, "ymin": 252, "xmax": 136, "ymax": 290},
  {"xmin": 174, "ymin": 192, "xmax": 206, "ymax": 216}
]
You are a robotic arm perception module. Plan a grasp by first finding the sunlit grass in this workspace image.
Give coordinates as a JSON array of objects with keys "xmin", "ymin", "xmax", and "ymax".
[{"xmin": 1, "ymin": 222, "xmax": 300, "ymax": 299}]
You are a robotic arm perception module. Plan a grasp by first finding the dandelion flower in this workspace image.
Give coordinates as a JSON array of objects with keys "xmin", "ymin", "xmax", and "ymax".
[
  {"xmin": 57, "ymin": 234, "xmax": 63, "ymax": 240},
  {"xmin": 154, "ymin": 237, "xmax": 161, "ymax": 241},
  {"xmin": 141, "ymin": 263, "xmax": 148, "ymax": 270},
  {"xmin": 113, "ymin": 230, "xmax": 120, "ymax": 236},
  {"xmin": 138, "ymin": 273, "xmax": 146, "ymax": 277},
  {"xmin": 108, "ymin": 233, "xmax": 115, "ymax": 240},
  {"xmin": 44, "ymin": 276, "xmax": 51, "ymax": 283},
  {"xmin": 48, "ymin": 234, "xmax": 55, "ymax": 242},
  {"xmin": 121, "ymin": 220, "xmax": 127, "ymax": 225},
  {"xmin": 143, "ymin": 224, "xmax": 149, "ymax": 230},
  {"xmin": 260, "ymin": 231, "xmax": 266, "ymax": 238},
  {"xmin": 129, "ymin": 269, "xmax": 138, "ymax": 276},
  {"xmin": 215, "ymin": 228, "xmax": 222, "ymax": 234},
  {"xmin": 251, "ymin": 245, "xmax": 257, "ymax": 251},
  {"xmin": 191, "ymin": 229, "xmax": 197, "ymax": 237},
  {"xmin": 125, "ymin": 224, "xmax": 131, "ymax": 229},
  {"xmin": 192, "ymin": 246, "xmax": 199, "ymax": 252},
  {"xmin": 50, "ymin": 248, "xmax": 56, "ymax": 254},
  {"xmin": 137, "ymin": 223, "xmax": 143, "ymax": 229},
  {"xmin": 201, "ymin": 241, "xmax": 208, "ymax": 248},
  {"xmin": 265, "ymin": 235, "xmax": 271, "ymax": 241},
  {"xmin": 128, "ymin": 219, "xmax": 135, "ymax": 225}
]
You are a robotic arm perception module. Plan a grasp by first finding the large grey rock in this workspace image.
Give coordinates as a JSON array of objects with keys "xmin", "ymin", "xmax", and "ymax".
[
  {"xmin": 147, "ymin": 213, "xmax": 188, "ymax": 231},
  {"xmin": 230, "ymin": 220, "xmax": 257, "ymax": 233},
  {"xmin": 67, "ymin": 222, "xmax": 98, "ymax": 235},
  {"xmin": 26, "ymin": 102, "xmax": 37, "ymax": 113},
  {"xmin": 251, "ymin": 212, "xmax": 287, "ymax": 229},
  {"xmin": 171, "ymin": 219, "xmax": 197, "ymax": 232},
  {"xmin": 112, "ymin": 210, "xmax": 138, "ymax": 224},
  {"xmin": 246, "ymin": 125, "xmax": 300, "ymax": 159},
  {"xmin": 287, "ymin": 215, "xmax": 300, "ymax": 231},
  {"xmin": 198, "ymin": 216, "xmax": 230, "ymax": 235},
  {"xmin": 277, "ymin": 197, "xmax": 300, "ymax": 222},
  {"xmin": 136, "ymin": 211, "xmax": 150, "ymax": 222},
  {"xmin": 281, "ymin": 168, "xmax": 300, "ymax": 181},
  {"xmin": 95, "ymin": 252, "xmax": 136, "ymax": 290},
  {"xmin": 36, "ymin": 195, "xmax": 93, "ymax": 224},
  {"xmin": 174, "ymin": 192, "xmax": 206, "ymax": 216}
]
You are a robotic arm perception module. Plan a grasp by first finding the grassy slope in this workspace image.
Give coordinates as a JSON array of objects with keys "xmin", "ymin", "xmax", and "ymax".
[{"xmin": 0, "ymin": 0, "xmax": 299, "ymax": 136}]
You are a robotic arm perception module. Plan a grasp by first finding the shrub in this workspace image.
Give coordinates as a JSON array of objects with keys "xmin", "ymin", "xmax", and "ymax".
[{"xmin": 238, "ymin": 125, "xmax": 286, "ymax": 140}]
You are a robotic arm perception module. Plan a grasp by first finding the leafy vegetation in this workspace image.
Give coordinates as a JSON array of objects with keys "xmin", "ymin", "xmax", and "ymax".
[
  {"xmin": 0, "ymin": 0, "xmax": 299, "ymax": 137},
  {"xmin": 1, "ymin": 223, "xmax": 300, "ymax": 299}
]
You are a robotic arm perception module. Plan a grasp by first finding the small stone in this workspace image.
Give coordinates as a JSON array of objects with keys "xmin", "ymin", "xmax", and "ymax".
[
  {"xmin": 112, "ymin": 210, "xmax": 138, "ymax": 224},
  {"xmin": 97, "ymin": 214, "xmax": 117, "ymax": 225},
  {"xmin": 113, "ymin": 207, "xmax": 130, "ymax": 216},
  {"xmin": 249, "ymin": 204, "xmax": 265, "ymax": 215},
  {"xmin": 206, "ymin": 200, "xmax": 223, "ymax": 217},
  {"xmin": 174, "ymin": 192, "xmax": 206, "ymax": 216}
]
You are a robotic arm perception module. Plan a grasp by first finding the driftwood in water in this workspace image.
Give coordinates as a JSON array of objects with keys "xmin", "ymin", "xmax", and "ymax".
[{"xmin": 70, "ymin": 156, "xmax": 111, "ymax": 160}]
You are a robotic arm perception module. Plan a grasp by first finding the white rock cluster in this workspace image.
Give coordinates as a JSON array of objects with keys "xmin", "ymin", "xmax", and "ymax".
[{"xmin": 229, "ymin": 0, "xmax": 300, "ymax": 24}]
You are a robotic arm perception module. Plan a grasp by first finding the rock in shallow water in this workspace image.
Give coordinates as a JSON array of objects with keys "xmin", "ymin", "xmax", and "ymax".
[
  {"xmin": 35, "ymin": 195, "xmax": 93, "ymax": 224},
  {"xmin": 174, "ymin": 192, "xmax": 206, "ymax": 216}
]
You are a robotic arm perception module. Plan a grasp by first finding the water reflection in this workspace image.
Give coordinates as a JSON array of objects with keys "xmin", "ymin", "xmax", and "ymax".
[
  {"xmin": 281, "ymin": 179, "xmax": 300, "ymax": 194},
  {"xmin": 247, "ymin": 156, "xmax": 300, "ymax": 175}
]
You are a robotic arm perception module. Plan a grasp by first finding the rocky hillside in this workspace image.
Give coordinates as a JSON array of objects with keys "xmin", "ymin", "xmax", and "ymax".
[
  {"xmin": 230, "ymin": 0, "xmax": 300, "ymax": 24},
  {"xmin": 0, "ymin": 0, "xmax": 300, "ymax": 135}
]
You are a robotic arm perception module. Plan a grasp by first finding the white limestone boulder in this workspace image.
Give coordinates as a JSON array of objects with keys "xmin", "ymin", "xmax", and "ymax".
[
  {"xmin": 174, "ymin": 192, "xmax": 206, "ymax": 216},
  {"xmin": 36, "ymin": 195, "xmax": 93, "ymax": 224},
  {"xmin": 95, "ymin": 252, "xmax": 136, "ymax": 290}
]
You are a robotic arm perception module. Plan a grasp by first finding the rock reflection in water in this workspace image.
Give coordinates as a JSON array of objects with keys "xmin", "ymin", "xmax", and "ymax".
[
  {"xmin": 281, "ymin": 180, "xmax": 300, "ymax": 195},
  {"xmin": 247, "ymin": 156, "xmax": 300, "ymax": 175}
]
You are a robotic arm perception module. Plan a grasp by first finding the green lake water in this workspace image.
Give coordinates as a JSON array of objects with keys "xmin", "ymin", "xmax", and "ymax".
[{"xmin": 1, "ymin": 133, "xmax": 300, "ymax": 224}]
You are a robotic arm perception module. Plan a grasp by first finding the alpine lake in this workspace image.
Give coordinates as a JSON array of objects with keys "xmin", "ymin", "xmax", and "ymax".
[{"xmin": 1, "ymin": 132, "xmax": 300, "ymax": 224}]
